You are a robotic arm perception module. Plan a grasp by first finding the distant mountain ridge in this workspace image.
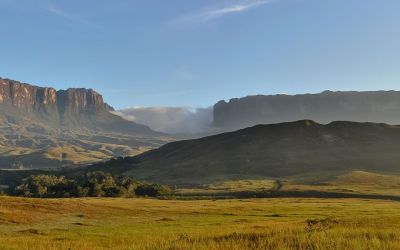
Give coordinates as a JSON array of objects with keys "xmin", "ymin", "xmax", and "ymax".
[
  {"xmin": 0, "ymin": 77, "xmax": 172, "ymax": 169},
  {"xmin": 214, "ymin": 90, "xmax": 400, "ymax": 131},
  {"xmin": 90, "ymin": 120, "xmax": 400, "ymax": 184}
]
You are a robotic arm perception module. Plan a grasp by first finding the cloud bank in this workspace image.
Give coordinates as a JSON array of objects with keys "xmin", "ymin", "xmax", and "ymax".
[{"xmin": 114, "ymin": 107, "xmax": 214, "ymax": 135}]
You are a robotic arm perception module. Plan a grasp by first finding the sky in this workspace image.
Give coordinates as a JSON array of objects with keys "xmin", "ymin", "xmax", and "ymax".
[{"xmin": 0, "ymin": 0, "xmax": 399, "ymax": 109}]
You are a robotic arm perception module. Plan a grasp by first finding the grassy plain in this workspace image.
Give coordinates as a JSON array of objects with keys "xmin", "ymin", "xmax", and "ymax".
[
  {"xmin": 174, "ymin": 171, "xmax": 400, "ymax": 199},
  {"xmin": 1, "ymin": 196, "xmax": 400, "ymax": 249}
]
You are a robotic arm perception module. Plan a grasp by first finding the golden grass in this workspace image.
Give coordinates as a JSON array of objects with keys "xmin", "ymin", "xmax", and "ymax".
[
  {"xmin": 281, "ymin": 171, "xmax": 400, "ymax": 196},
  {"xmin": 175, "ymin": 171, "xmax": 400, "ymax": 197},
  {"xmin": 208, "ymin": 179, "xmax": 276, "ymax": 191},
  {"xmin": 43, "ymin": 145, "xmax": 107, "ymax": 163},
  {"xmin": 332, "ymin": 171, "xmax": 400, "ymax": 186},
  {"xmin": 176, "ymin": 179, "xmax": 276, "ymax": 194},
  {"xmin": 1, "ymin": 196, "xmax": 400, "ymax": 249}
]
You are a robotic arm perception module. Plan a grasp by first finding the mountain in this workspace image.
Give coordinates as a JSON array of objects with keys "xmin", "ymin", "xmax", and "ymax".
[
  {"xmin": 213, "ymin": 91, "xmax": 400, "ymax": 131},
  {"xmin": 0, "ymin": 77, "xmax": 172, "ymax": 169},
  {"xmin": 90, "ymin": 120, "xmax": 400, "ymax": 184}
]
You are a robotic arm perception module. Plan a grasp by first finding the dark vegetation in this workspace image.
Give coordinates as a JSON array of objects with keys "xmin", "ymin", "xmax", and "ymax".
[
  {"xmin": 175, "ymin": 189, "xmax": 400, "ymax": 201},
  {"xmin": 2, "ymin": 170, "xmax": 400, "ymax": 201},
  {"xmin": 8, "ymin": 171, "xmax": 172, "ymax": 198}
]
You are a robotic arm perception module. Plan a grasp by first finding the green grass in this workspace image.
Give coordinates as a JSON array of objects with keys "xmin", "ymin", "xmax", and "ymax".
[{"xmin": 1, "ymin": 196, "xmax": 400, "ymax": 249}]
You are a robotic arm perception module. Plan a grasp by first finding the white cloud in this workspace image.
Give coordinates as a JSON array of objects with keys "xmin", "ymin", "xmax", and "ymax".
[
  {"xmin": 172, "ymin": 0, "xmax": 272, "ymax": 26},
  {"xmin": 201, "ymin": 1, "xmax": 270, "ymax": 21},
  {"xmin": 114, "ymin": 107, "xmax": 215, "ymax": 135},
  {"xmin": 47, "ymin": 4, "xmax": 97, "ymax": 28}
]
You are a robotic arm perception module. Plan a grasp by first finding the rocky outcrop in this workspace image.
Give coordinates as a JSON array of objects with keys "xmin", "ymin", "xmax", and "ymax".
[
  {"xmin": 0, "ymin": 78, "xmax": 57, "ymax": 110},
  {"xmin": 57, "ymin": 88, "xmax": 111, "ymax": 115},
  {"xmin": 0, "ymin": 77, "xmax": 159, "ymax": 135},
  {"xmin": 213, "ymin": 91, "xmax": 400, "ymax": 131},
  {"xmin": 0, "ymin": 77, "xmax": 112, "ymax": 117}
]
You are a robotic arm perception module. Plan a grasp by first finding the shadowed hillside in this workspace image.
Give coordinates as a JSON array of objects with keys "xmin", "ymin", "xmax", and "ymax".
[{"xmin": 89, "ymin": 120, "xmax": 400, "ymax": 184}]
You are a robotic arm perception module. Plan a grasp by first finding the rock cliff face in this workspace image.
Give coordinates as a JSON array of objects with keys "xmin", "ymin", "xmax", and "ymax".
[
  {"xmin": 0, "ymin": 78, "xmax": 112, "ymax": 117},
  {"xmin": 0, "ymin": 78, "xmax": 57, "ymax": 110},
  {"xmin": 213, "ymin": 91, "xmax": 400, "ymax": 131},
  {"xmin": 57, "ymin": 88, "xmax": 113, "ymax": 114}
]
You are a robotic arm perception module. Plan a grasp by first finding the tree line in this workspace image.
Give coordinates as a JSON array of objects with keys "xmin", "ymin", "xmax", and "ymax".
[{"xmin": 9, "ymin": 171, "xmax": 172, "ymax": 198}]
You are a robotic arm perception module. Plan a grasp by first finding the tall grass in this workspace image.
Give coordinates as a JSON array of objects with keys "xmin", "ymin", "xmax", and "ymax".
[{"xmin": 0, "ymin": 197, "xmax": 399, "ymax": 249}]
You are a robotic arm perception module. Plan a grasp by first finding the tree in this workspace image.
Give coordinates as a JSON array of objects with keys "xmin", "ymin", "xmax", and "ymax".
[
  {"xmin": 14, "ymin": 175, "xmax": 64, "ymax": 198},
  {"xmin": 12, "ymin": 172, "xmax": 172, "ymax": 198},
  {"xmin": 118, "ymin": 176, "xmax": 138, "ymax": 197},
  {"xmin": 135, "ymin": 183, "xmax": 172, "ymax": 197}
]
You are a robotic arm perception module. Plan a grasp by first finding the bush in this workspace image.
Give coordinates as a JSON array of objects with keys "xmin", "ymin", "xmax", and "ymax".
[
  {"xmin": 14, "ymin": 175, "xmax": 73, "ymax": 198},
  {"xmin": 11, "ymin": 172, "xmax": 171, "ymax": 198},
  {"xmin": 135, "ymin": 183, "xmax": 172, "ymax": 197},
  {"xmin": 0, "ymin": 189, "xmax": 7, "ymax": 196}
]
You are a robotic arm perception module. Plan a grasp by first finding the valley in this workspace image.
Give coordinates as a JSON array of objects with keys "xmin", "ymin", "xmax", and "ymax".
[{"xmin": 2, "ymin": 1, "xmax": 398, "ymax": 249}]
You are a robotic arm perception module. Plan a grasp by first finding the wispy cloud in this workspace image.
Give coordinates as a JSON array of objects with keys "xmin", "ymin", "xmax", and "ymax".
[
  {"xmin": 200, "ymin": 0, "xmax": 270, "ymax": 21},
  {"xmin": 47, "ymin": 4, "xmax": 97, "ymax": 28},
  {"xmin": 172, "ymin": 0, "xmax": 272, "ymax": 27}
]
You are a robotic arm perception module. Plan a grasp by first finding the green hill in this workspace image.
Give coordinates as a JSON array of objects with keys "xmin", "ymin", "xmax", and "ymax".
[{"xmin": 89, "ymin": 120, "xmax": 400, "ymax": 184}]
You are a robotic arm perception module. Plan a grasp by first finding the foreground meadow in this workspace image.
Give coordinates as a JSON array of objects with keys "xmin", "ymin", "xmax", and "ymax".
[{"xmin": 0, "ymin": 196, "xmax": 400, "ymax": 250}]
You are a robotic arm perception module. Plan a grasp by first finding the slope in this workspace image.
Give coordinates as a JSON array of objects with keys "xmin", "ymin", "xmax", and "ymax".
[{"xmin": 93, "ymin": 120, "xmax": 400, "ymax": 184}]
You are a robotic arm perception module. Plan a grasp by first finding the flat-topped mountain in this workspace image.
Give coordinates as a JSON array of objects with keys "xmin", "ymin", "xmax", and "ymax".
[
  {"xmin": 214, "ymin": 91, "xmax": 400, "ymax": 131},
  {"xmin": 0, "ymin": 78, "xmax": 111, "ymax": 114},
  {"xmin": 0, "ymin": 77, "xmax": 173, "ymax": 169},
  {"xmin": 91, "ymin": 120, "xmax": 400, "ymax": 184},
  {"xmin": 0, "ymin": 78, "xmax": 151, "ymax": 131}
]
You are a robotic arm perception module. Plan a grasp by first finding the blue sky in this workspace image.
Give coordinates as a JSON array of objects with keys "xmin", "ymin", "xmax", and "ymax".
[{"xmin": 0, "ymin": 0, "xmax": 399, "ymax": 109}]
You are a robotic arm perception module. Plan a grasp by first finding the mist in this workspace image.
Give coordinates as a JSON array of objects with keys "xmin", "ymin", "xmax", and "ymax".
[{"xmin": 114, "ymin": 107, "xmax": 214, "ymax": 134}]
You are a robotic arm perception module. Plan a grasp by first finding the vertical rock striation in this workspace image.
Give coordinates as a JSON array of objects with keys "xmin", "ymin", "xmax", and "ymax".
[{"xmin": 0, "ymin": 77, "xmax": 112, "ymax": 120}]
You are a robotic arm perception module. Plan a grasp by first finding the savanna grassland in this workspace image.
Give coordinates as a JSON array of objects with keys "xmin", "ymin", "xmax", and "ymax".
[{"xmin": 1, "ymin": 196, "xmax": 400, "ymax": 250}]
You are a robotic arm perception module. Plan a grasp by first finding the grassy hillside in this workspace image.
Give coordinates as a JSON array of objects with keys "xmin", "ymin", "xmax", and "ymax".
[
  {"xmin": 0, "ymin": 78, "xmax": 175, "ymax": 169},
  {"xmin": 0, "ymin": 121, "xmax": 172, "ymax": 169},
  {"xmin": 0, "ymin": 196, "xmax": 399, "ymax": 249},
  {"xmin": 90, "ymin": 120, "xmax": 400, "ymax": 184}
]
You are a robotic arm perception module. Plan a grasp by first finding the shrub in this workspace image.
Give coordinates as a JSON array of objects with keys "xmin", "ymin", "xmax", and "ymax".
[
  {"xmin": 11, "ymin": 172, "xmax": 172, "ymax": 198},
  {"xmin": 135, "ymin": 183, "xmax": 172, "ymax": 197}
]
